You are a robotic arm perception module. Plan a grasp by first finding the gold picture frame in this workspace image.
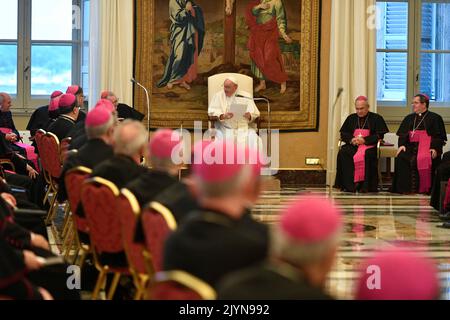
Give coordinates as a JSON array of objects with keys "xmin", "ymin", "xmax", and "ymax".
[{"xmin": 134, "ymin": 0, "xmax": 321, "ymax": 131}]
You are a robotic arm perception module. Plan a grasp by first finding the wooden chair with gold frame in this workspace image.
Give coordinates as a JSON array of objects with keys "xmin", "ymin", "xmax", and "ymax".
[
  {"xmin": 81, "ymin": 177, "xmax": 130, "ymax": 300},
  {"xmin": 149, "ymin": 270, "xmax": 216, "ymax": 300},
  {"xmin": 64, "ymin": 165, "xmax": 92, "ymax": 265},
  {"xmin": 117, "ymin": 188, "xmax": 150, "ymax": 300},
  {"xmin": 39, "ymin": 132, "xmax": 63, "ymax": 229},
  {"xmin": 140, "ymin": 201, "xmax": 178, "ymax": 279}
]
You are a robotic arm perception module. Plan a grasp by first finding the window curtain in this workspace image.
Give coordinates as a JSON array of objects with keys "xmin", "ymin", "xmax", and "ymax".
[
  {"xmin": 327, "ymin": 0, "xmax": 377, "ymax": 186},
  {"xmin": 88, "ymin": 0, "xmax": 133, "ymax": 109}
]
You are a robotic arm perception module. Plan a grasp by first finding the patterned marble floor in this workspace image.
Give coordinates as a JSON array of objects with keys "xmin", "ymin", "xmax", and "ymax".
[{"xmin": 252, "ymin": 187, "xmax": 450, "ymax": 300}]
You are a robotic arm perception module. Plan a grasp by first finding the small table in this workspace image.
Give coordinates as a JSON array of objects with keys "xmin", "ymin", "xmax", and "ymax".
[{"xmin": 378, "ymin": 142, "xmax": 397, "ymax": 190}]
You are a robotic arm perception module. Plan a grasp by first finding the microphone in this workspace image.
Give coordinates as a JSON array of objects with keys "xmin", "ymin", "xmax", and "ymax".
[
  {"xmin": 235, "ymin": 93, "xmax": 272, "ymax": 156},
  {"xmin": 131, "ymin": 78, "xmax": 151, "ymax": 130}
]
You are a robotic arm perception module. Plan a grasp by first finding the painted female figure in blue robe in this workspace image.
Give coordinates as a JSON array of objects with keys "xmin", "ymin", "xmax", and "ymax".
[{"xmin": 157, "ymin": 0, "xmax": 205, "ymax": 90}]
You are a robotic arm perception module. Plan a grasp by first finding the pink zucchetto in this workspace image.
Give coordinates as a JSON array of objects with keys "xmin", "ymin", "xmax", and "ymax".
[
  {"xmin": 85, "ymin": 107, "xmax": 112, "ymax": 128},
  {"xmin": 58, "ymin": 93, "xmax": 77, "ymax": 108},
  {"xmin": 66, "ymin": 85, "xmax": 82, "ymax": 95},
  {"xmin": 355, "ymin": 96, "xmax": 368, "ymax": 103},
  {"xmin": 50, "ymin": 90, "xmax": 63, "ymax": 99},
  {"xmin": 355, "ymin": 248, "xmax": 440, "ymax": 300},
  {"xmin": 95, "ymin": 99, "xmax": 115, "ymax": 113},
  {"xmin": 49, "ymin": 91, "xmax": 63, "ymax": 112},
  {"xmin": 280, "ymin": 197, "xmax": 343, "ymax": 244},
  {"xmin": 192, "ymin": 140, "xmax": 258, "ymax": 183},
  {"xmin": 149, "ymin": 129, "xmax": 182, "ymax": 159}
]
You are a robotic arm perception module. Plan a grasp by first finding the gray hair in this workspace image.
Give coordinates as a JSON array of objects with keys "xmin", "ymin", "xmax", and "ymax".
[
  {"xmin": 113, "ymin": 119, "xmax": 148, "ymax": 157},
  {"xmin": 195, "ymin": 164, "xmax": 251, "ymax": 198},
  {"xmin": 85, "ymin": 115, "xmax": 115, "ymax": 140},
  {"xmin": 151, "ymin": 155, "xmax": 178, "ymax": 172},
  {"xmin": 270, "ymin": 226, "xmax": 341, "ymax": 266}
]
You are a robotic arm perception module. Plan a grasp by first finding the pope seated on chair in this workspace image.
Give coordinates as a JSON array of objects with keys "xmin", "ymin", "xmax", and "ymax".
[{"xmin": 208, "ymin": 76, "xmax": 260, "ymax": 147}]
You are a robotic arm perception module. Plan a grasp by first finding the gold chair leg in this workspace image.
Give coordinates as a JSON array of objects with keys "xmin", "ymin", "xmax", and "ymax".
[
  {"xmin": 45, "ymin": 191, "xmax": 58, "ymax": 225},
  {"xmin": 63, "ymin": 228, "xmax": 75, "ymax": 260},
  {"xmin": 106, "ymin": 272, "xmax": 122, "ymax": 300},
  {"xmin": 92, "ymin": 268, "xmax": 107, "ymax": 300}
]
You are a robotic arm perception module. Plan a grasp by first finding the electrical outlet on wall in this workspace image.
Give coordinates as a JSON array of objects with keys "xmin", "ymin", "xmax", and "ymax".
[{"xmin": 305, "ymin": 157, "xmax": 321, "ymax": 165}]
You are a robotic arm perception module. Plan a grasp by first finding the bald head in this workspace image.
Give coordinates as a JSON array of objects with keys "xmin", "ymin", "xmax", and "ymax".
[
  {"xmin": 0, "ymin": 93, "xmax": 12, "ymax": 112},
  {"xmin": 224, "ymin": 79, "xmax": 238, "ymax": 97},
  {"xmin": 113, "ymin": 120, "xmax": 148, "ymax": 161}
]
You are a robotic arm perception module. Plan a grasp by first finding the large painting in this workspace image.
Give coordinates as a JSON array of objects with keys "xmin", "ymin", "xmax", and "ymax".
[{"xmin": 134, "ymin": 0, "xmax": 321, "ymax": 130}]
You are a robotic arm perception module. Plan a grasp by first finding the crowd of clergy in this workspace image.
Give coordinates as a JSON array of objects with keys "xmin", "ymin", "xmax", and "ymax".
[{"xmin": 0, "ymin": 85, "xmax": 446, "ymax": 300}]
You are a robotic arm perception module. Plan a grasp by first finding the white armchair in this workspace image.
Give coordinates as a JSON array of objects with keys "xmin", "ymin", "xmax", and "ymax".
[{"xmin": 207, "ymin": 73, "xmax": 260, "ymax": 131}]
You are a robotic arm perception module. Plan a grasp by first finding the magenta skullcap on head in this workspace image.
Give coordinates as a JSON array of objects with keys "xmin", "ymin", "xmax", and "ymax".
[
  {"xmin": 49, "ymin": 91, "xmax": 63, "ymax": 112},
  {"xmin": 149, "ymin": 129, "xmax": 181, "ymax": 159},
  {"xmin": 49, "ymin": 96, "xmax": 62, "ymax": 112},
  {"xmin": 420, "ymin": 93, "xmax": 430, "ymax": 101},
  {"xmin": 50, "ymin": 90, "xmax": 63, "ymax": 99},
  {"xmin": 86, "ymin": 107, "xmax": 112, "ymax": 128},
  {"xmin": 95, "ymin": 99, "xmax": 115, "ymax": 113},
  {"xmin": 192, "ymin": 139, "xmax": 247, "ymax": 183},
  {"xmin": 356, "ymin": 248, "xmax": 440, "ymax": 300},
  {"xmin": 66, "ymin": 85, "xmax": 82, "ymax": 95},
  {"xmin": 100, "ymin": 91, "xmax": 110, "ymax": 99},
  {"xmin": 355, "ymin": 96, "xmax": 368, "ymax": 102},
  {"xmin": 280, "ymin": 197, "xmax": 342, "ymax": 244},
  {"xmin": 58, "ymin": 93, "xmax": 77, "ymax": 108}
]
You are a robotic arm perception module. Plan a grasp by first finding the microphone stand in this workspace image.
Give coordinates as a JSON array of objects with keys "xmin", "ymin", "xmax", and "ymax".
[
  {"xmin": 131, "ymin": 78, "xmax": 150, "ymax": 130},
  {"xmin": 329, "ymin": 88, "xmax": 344, "ymax": 196},
  {"xmin": 236, "ymin": 94, "xmax": 271, "ymax": 157}
]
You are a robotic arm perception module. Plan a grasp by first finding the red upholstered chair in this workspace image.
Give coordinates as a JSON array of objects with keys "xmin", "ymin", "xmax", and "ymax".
[
  {"xmin": 64, "ymin": 165, "xmax": 92, "ymax": 265},
  {"xmin": 81, "ymin": 177, "xmax": 129, "ymax": 300},
  {"xmin": 39, "ymin": 132, "xmax": 62, "ymax": 224},
  {"xmin": 141, "ymin": 201, "xmax": 178, "ymax": 275},
  {"xmin": 117, "ymin": 189, "xmax": 150, "ymax": 300},
  {"xmin": 34, "ymin": 130, "xmax": 49, "ymax": 199},
  {"xmin": 149, "ymin": 271, "xmax": 216, "ymax": 300},
  {"xmin": 60, "ymin": 137, "xmax": 72, "ymax": 164}
]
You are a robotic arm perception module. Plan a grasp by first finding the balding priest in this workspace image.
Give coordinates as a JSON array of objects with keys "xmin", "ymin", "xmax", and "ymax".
[{"xmin": 208, "ymin": 76, "xmax": 260, "ymax": 146}]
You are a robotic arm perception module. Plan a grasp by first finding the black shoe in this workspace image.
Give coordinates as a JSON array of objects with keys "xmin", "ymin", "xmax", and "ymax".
[
  {"xmin": 442, "ymin": 222, "xmax": 450, "ymax": 229},
  {"xmin": 439, "ymin": 212, "xmax": 450, "ymax": 221}
]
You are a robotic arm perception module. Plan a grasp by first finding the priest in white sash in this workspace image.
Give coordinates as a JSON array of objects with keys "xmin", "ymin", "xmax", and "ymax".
[{"xmin": 208, "ymin": 76, "xmax": 260, "ymax": 148}]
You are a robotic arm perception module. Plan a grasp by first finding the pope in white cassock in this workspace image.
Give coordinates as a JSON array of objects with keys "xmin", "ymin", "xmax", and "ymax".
[{"xmin": 208, "ymin": 76, "xmax": 261, "ymax": 148}]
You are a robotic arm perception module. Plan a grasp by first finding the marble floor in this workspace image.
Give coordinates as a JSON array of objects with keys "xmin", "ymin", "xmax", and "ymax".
[{"xmin": 252, "ymin": 187, "xmax": 450, "ymax": 300}]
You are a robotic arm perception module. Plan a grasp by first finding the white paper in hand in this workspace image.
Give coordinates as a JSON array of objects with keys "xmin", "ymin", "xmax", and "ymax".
[{"xmin": 229, "ymin": 103, "xmax": 247, "ymax": 120}]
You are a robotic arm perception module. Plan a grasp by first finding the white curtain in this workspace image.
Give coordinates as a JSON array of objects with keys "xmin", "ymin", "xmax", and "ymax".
[
  {"xmin": 327, "ymin": 0, "xmax": 377, "ymax": 186},
  {"xmin": 88, "ymin": 0, "xmax": 134, "ymax": 109}
]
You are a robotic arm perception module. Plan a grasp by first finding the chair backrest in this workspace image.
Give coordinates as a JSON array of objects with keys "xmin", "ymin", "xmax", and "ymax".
[
  {"xmin": 150, "ymin": 271, "xmax": 216, "ymax": 300},
  {"xmin": 141, "ymin": 201, "xmax": 177, "ymax": 273},
  {"xmin": 65, "ymin": 166, "xmax": 92, "ymax": 233},
  {"xmin": 117, "ymin": 188, "xmax": 147, "ymax": 275},
  {"xmin": 208, "ymin": 73, "xmax": 253, "ymax": 105},
  {"xmin": 81, "ymin": 177, "xmax": 122, "ymax": 253},
  {"xmin": 60, "ymin": 137, "xmax": 72, "ymax": 163},
  {"xmin": 40, "ymin": 132, "xmax": 62, "ymax": 178}
]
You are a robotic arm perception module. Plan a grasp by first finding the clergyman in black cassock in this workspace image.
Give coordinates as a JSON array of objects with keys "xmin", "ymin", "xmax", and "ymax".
[
  {"xmin": 392, "ymin": 94, "xmax": 447, "ymax": 194},
  {"xmin": 217, "ymin": 197, "xmax": 340, "ymax": 300},
  {"xmin": 334, "ymin": 97, "xmax": 389, "ymax": 192},
  {"xmin": 430, "ymin": 152, "xmax": 450, "ymax": 212}
]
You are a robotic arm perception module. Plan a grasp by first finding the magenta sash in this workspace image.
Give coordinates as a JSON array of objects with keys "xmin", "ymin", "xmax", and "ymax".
[
  {"xmin": 444, "ymin": 178, "xmax": 450, "ymax": 212},
  {"xmin": 0, "ymin": 127, "xmax": 39, "ymax": 170},
  {"xmin": 409, "ymin": 130, "xmax": 432, "ymax": 193},
  {"xmin": 353, "ymin": 129, "xmax": 374, "ymax": 183}
]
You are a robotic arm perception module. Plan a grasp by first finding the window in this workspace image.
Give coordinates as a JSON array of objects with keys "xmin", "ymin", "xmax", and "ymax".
[
  {"xmin": 0, "ymin": 0, "xmax": 89, "ymax": 111},
  {"xmin": 377, "ymin": 0, "xmax": 450, "ymax": 120}
]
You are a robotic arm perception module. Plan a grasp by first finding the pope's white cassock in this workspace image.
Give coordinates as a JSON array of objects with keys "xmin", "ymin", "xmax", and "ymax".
[{"xmin": 208, "ymin": 90, "xmax": 261, "ymax": 149}]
